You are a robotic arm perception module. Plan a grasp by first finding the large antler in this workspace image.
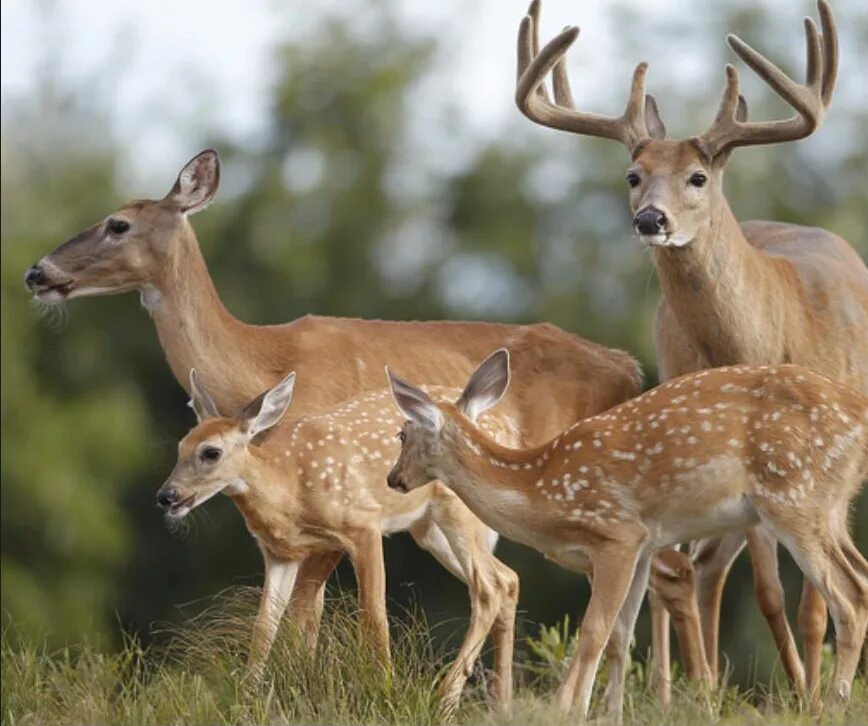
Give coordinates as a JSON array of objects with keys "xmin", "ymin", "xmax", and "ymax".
[
  {"xmin": 515, "ymin": 0, "xmax": 660, "ymax": 151},
  {"xmin": 699, "ymin": 0, "xmax": 838, "ymax": 158}
]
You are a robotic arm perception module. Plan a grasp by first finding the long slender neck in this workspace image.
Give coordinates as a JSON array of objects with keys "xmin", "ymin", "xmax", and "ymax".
[
  {"xmin": 653, "ymin": 195, "xmax": 794, "ymax": 367},
  {"xmin": 149, "ymin": 224, "xmax": 274, "ymax": 411},
  {"xmin": 438, "ymin": 414, "xmax": 546, "ymax": 501}
]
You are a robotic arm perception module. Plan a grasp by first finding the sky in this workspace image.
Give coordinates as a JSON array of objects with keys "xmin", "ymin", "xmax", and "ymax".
[{"xmin": 2, "ymin": 0, "xmax": 863, "ymax": 184}]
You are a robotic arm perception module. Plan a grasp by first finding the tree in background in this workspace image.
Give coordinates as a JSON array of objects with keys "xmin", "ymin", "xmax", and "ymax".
[{"xmin": 1, "ymin": 0, "xmax": 865, "ymax": 684}]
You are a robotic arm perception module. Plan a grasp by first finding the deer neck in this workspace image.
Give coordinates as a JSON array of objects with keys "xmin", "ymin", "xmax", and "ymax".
[
  {"xmin": 230, "ymin": 451, "xmax": 299, "ymax": 526},
  {"xmin": 652, "ymin": 197, "xmax": 790, "ymax": 367},
  {"xmin": 434, "ymin": 418, "xmax": 546, "ymax": 540},
  {"xmin": 148, "ymin": 225, "xmax": 273, "ymax": 411}
]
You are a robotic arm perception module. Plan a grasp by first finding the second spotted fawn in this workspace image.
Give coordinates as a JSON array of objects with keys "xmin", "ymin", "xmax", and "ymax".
[{"xmin": 386, "ymin": 349, "xmax": 868, "ymax": 720}]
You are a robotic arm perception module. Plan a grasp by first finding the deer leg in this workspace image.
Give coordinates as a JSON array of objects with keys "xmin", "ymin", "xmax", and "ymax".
[
  {"xmin": 557, "ymin": 536, "xmax": 645, "ymax": 719},
  {"xmin": 772, "ymin": 522, "xmax": 867, "ymax": 706},
  {"xmin": 603, "ymin": 549, "xmax": 653, "ymax": 723},
  {"xmin": 348, "ymin": 527, "xmax": 391, "ymax": 664},
  {"xmin": 410, "ymin": 488, "xmax": 517, "ymax": 715},
  {"xmin": 647, "ymin": 587, "xmax": 672, "ymax": 706},
  {"xmin": 285, "ymin": 551, "xmax": 342, "ymax": 650},
  {"xmin": 799, "ymin": 580, "xmax": 828, "ymax": 706},
  {"xmin": 248, "ymin": 557, "xmax": 300, "ymax": 677},
  {"xmin": 745, "ymin": 527, "xmax": 806, "ymax": 695},
  {"xmin": 650, "ymin": 550, "xmax": 712, "ymax": 685},
  {"xmin": 691, "ymin": 532, "xmax": 745, "ymax": 683}
]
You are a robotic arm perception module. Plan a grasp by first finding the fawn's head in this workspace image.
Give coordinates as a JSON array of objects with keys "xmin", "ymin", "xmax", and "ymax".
[
  {"xmin": 25, "ymin": 150, "xmax": 221, "ymax": 304},
  {"xmin": 157, "ymin": 369, "xmax": 295, "ymax": 519},
  {"xmin": 516, "ymin": 0, "xmax": 837, "ymax": 248},
  {"xmin": 386, "ymin": 349, "xmax": 510, "ymax": 493}
]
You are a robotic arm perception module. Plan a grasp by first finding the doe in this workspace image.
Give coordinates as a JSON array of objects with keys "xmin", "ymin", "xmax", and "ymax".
[{"xmin": 386, "ymin": 349, "xmax": 868, "ymax": 721}]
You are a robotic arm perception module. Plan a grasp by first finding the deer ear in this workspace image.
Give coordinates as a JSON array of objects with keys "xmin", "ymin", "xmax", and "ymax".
[
  {"xmin": 644, "ymin": 94, "xmax": 666, "ymax": 140},
  {"xmin": 241, "ymin": 372, "xmax": 296, "ymax": 440},
  {"xmin": 167, "ymin": 149, "xmax": 220, "ymax": 215},
  {"xmin": 188, "ymin": 369, "xmax": 220, "ymax": 423},
  {"xmin": 456, "ymin": 348, "xmax": 510, "ymax": 422},
  {"xmin": 386, "ymin": 367, "xmax": 443, "ymax": 431}
]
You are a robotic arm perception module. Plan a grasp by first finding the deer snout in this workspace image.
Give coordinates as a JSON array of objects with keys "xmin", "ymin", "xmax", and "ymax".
[
  {"xmin": 633, "ymin": 206, "xmax": 668, "ymax": 237},
  {"xmin": 387, "ymin": 470, "xmax": 407, "ymax": 493},
  {"xmin": 156, "ymin": 486, "xmax": 180, "ymax": 510},
  {"xmin": 24, "ymin": 264, "xmax": 46, "ymax": 290}
]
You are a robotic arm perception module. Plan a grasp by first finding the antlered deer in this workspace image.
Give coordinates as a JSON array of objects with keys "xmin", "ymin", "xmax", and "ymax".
[
  {"xmin": 24, "ymin": 149, "xmax": 641, "ymax": 675},
  {"xmin": 386, "ymin": 349, "xmax": 868, "ymax": 721},
  {"xmin": 515, "ymin": 0, "xmax": 868, "ymax": 701},
  {"xmin": 157, "ymin": 370, "xmax": 521, "ymax": 713}
]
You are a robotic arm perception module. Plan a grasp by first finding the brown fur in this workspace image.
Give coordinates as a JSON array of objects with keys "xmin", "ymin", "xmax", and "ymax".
[
  {"xmin": 390, "ymin": 361, "xmax": 868, "ymax": 718},
  {"xmin": 162, "ymin": 385, "xmax": 522, "ymax": 713}
]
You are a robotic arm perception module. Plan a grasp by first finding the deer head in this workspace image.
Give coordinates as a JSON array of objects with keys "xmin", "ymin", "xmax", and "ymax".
[
  {"xmin": 24, "ymin": 149, "xmax": 221, "ymax": 304},
  {"xmin": 516, "ymin": 0, "xmax": 838, "ymax": 248},
  {"xmin": 156, "ymin": 369, "xmax": 295, "ymax": 518},
  {"xmin": 385, "ymin": 349, "xmax": 511, "ymax": 493}
]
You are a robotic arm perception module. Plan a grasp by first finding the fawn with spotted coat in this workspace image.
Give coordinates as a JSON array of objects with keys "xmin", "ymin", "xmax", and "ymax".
[
  {"xmin": 157, "ymin": 370, "xmax": 520, "ymax": 714},
  {"xmin": 386, "ymin": 349, "xmax": 868, "ymax": 721}
]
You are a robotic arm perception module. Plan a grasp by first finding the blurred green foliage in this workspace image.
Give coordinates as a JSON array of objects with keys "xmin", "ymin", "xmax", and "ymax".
[{"xmin": 1, "ymin": 0, "xmax": 866, "ymax": 689}]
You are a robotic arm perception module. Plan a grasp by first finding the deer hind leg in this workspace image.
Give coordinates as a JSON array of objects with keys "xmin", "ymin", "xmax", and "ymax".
[
  {"xmin": 650, "ymin": 549, "xmax": 712, "ymax": 686},
  {"xmin": 348, "ymin": 527, "xmax": 391, "ymax": 665},
  {"xmin": 766, "ymin": 518, "xmax": 867, "ymax": 706},
  {"xmin": 557, "ymin": 533, "xmax": 646, "ymax": 720},
  {"xmin": 285, "ymin": 551, "xmax": 343, "ymax": 650},
  {"xmin": 603, "ymin": 549, "xmax": 653, "ymax": 723},
  {"xmin": 410, "ymin": 486, "xmax": 518, "ymax": 715},
  {"xmin": 745, "ymin": 527, "xmax": 806, "ymax": 695}
]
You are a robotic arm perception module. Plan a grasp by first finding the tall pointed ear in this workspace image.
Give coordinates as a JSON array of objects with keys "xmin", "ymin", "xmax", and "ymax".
[
  {"xmin": 166, "ymin": 149, "xmax": 220, "ymax": 215},
  {"xmin": 644, "ymin": 94, "xmax": 666, "ymax": 140},
  {"xmin": 188, "ymin": 369, "xmax": 220, "ymax": 423},
  {"xmin": 386, "ymin": 367, "xmax": 443, "ymax": 431},
  {"xmin": 240, "ymin": 372, "xmax": 296, "ymax": 440},
  {"xmin": 456, "ymin": 349, "xmax": 510, "ymax": 422}
]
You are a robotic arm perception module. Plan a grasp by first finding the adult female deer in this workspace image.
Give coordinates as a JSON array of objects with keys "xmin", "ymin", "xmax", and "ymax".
[
  {"xmin": 386, "ymin": 349, "xmax": 868, "ymax": 721},
  {"xmin": 24, "ymin": 149, "xmax": 642, "ymax": 656},
  {"xmin": 515, "ymin": 0, "xmax": 868, "ymax": 701},
  {"xmin": 157, "ymin": 370, "xmax": 520, "ymax": 713}
]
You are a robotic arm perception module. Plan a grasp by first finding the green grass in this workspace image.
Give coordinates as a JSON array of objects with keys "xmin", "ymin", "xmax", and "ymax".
[{"xmin": 2, "ymin": 590, "xmax": 866, "ymax": 725}]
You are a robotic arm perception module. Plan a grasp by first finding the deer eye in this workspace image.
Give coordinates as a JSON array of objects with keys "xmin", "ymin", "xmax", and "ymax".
[
  {"xmin": 397, "ymin": 431, "xmax": 406, "ymax": 444},
  {"xmin": 199, "ymin": 446, "xmax": 222, "ymax": 463},
  {"xmin": 107, "ymin": 218, "xmax": 130, "ymax": 235},
  {"xmin": 626, "ymin": 172, "xmax": 641, "ymax": 188},
  {"xmin": 688, "ymin": 172, "xmax": 708, "ymax": 188}
]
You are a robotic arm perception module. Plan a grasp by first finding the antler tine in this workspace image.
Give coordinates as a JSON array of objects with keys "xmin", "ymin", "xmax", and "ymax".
[
  {"xmin": 552, "ymin": 30, "xmax": 575, "ymax": 108},
  {"xmin": 817, "ymin": 0, "xmax": 838, "ymax": 106},
  {"xmin": 514, "ymin": 1, "xmax": 650, "ymax": 150},
  {"xmin": 526, "ymin": 0, "xmax": 550, "ymax": 102},
  {"xmin": 701, "ymin": 0, "xmax": 838, "ymax": 158}
]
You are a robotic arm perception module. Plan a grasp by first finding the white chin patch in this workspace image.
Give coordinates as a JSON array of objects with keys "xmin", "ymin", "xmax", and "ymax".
[
  {"xmin": 35, "ymin": 289, "xmax": 67, "ymax": 304},
  {"xmin": 643, "ymin": 234, "xmax": 692, "ymax": 248}
]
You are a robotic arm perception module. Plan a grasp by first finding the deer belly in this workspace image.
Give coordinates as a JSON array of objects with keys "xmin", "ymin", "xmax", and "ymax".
[{"xmin": 646, "ymin": 493, "xmax": 759, "ymax": 547}]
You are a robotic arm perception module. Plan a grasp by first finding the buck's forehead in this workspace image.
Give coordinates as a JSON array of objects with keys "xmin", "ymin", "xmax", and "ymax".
[{"xmin": 632, "ymin": 139, "xmax": 707, "ymax": 170}]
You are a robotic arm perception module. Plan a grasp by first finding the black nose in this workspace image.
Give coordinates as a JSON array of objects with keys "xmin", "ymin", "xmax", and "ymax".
[
  {"xmin": 633, "ymin": 207, "xmax": 667, "ymax": 236},
  {"xmin": 387, "ymin": 472, "xmax": 405, "ymax": 492},
  {"xmin": 24, "ymin": 265, "xmax": 46, "ymax": 289},
  {"xmin": 157, "ymin": 487, "xmax": 179, "ymax": 509}
]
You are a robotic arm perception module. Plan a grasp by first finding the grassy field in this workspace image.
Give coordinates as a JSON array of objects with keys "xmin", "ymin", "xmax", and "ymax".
[{"xmin": 2, "ymin": 589, "xmax": 866, "ymax": 726}]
